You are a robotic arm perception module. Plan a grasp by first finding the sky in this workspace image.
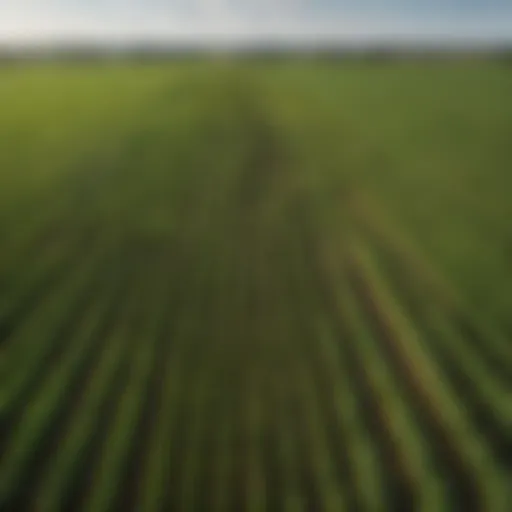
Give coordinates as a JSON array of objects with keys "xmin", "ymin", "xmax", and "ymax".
[{"xmin": 0, "ymin": 1, "xmax": 511, "ymax": 46}]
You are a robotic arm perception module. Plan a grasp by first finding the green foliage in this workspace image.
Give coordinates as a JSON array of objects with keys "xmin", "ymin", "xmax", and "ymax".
[{"xmin": 0, "ymin": 60, "xmax": 511, "ymax": 511}]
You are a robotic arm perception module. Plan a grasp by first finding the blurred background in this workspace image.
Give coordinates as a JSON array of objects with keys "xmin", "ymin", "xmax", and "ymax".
[{"xmin": 0, "ymin": 2, "xmax": 511, "ymax": 511}]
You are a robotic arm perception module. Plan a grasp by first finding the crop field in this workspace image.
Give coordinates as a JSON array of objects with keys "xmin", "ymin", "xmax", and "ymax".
[{"xmin": 0, "ymin": 61, "xmax": 511, "ymax": 511}]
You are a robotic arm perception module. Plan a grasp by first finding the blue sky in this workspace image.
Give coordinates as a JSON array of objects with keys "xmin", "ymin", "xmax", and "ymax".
[{"xmin": 1, "ymin": 1, "xmax": 511, "ymax": 44}]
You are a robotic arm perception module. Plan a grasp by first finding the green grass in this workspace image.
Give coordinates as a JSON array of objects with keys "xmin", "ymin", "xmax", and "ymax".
[{"xmin": 0, "ymin": 60, "xmax": 511, "ymax": 511}]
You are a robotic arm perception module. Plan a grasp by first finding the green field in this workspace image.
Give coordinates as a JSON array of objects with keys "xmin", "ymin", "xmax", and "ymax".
[{"xmin": 0, "ymin": 61, "xmax": 511, "ymax": 511}]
